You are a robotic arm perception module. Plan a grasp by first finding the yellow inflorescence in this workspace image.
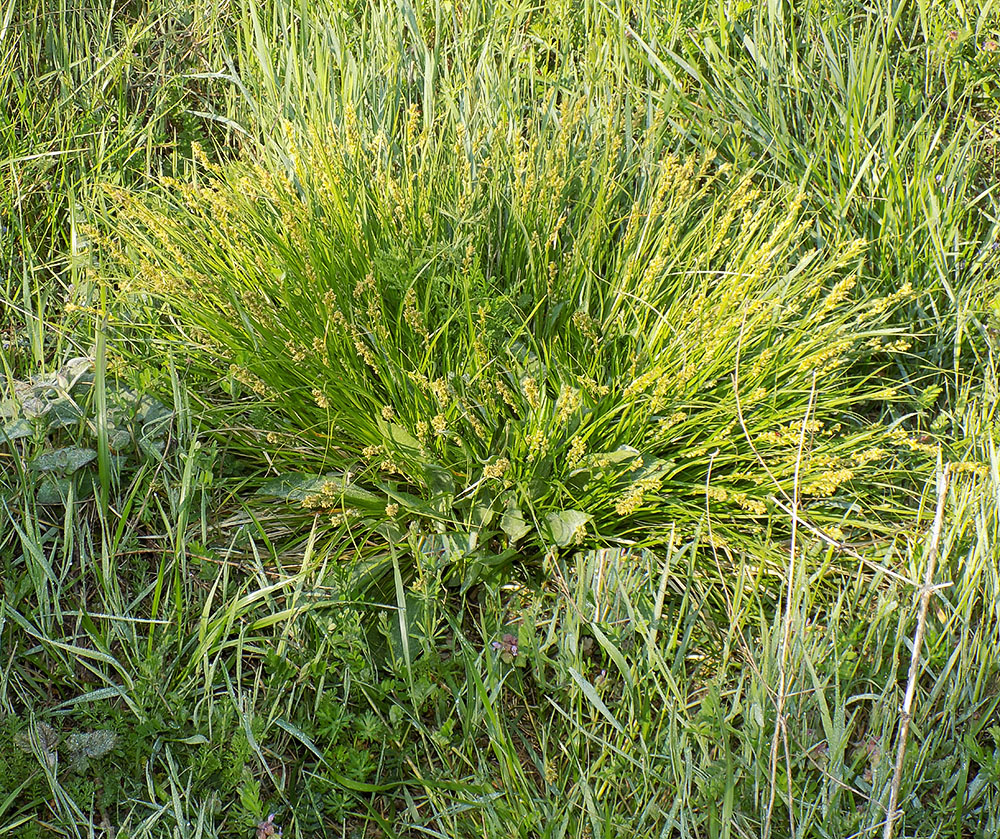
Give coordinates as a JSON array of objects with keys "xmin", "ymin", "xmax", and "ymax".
[
  {"xmin": 483, "ymin": 458, "xmax": 510, "ymax": 480},
  {"xmin": 567, "ymin": 436, "xmax": 587, "ymax": 469},
  {"xmin": 526, "ymin": 429, "xmax": 548, "ymax": 461},
  {"xmin": 614, "ymin": 476, "xmax": 661, "ymax": 516},
  {"xmin": 555, "ymin": 385, "xmax": 581, "ymax": 426},
  {"xmin": 521, "ymin": 377, "xmax": 542, "ymax": 411}
]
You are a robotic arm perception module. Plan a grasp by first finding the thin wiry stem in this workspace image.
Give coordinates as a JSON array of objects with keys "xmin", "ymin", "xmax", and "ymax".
[
  {"xmin": 766, "ymin": 496, "xmax": 926, "ymax": 589},
  {"xmin": 883, "ymin": 464, "xmax": 952, "ymax": 839},
  {"xmin": 764, "ymin": 370, "xmax": 816, "ymax": 839}
]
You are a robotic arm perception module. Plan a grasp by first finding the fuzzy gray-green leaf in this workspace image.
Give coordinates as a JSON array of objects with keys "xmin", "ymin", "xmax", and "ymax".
[{"xmin": 29, "ymin": 446, "xmax": 97, "ymax": 474}]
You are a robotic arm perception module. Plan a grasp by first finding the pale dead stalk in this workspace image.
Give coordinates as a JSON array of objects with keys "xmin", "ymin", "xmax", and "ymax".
[
  {"xmin": 705, "ymin": 448, "xmax": 764, "ymax": 684},
  {"xmin": 763, "ymin": 371, "xmax": 816, "ymax": 839},
  {"xmin": 882, "ymin": 464, "xmax": 952, "ymax": 839},
  {"xmin": 766, "ymin": 495, "xmax": 928, "ymax": 589},
  {"xmin": 734, "ymin": 313, "xmax": 917, "ymax": 589}
]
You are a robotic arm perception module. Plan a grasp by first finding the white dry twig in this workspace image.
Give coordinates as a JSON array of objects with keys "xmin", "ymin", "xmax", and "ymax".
[
  {"xmin": 882, "ymin": 465, "xmax": 952, "ymax": 839},
  {"xmin": 763, "ymin": 371, "xmax": 816, "ymax": 839}
]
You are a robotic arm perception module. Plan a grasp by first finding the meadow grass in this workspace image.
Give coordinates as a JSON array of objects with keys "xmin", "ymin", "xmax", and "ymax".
[{"xmin": 2, "ymin": 0, "xmax": 1000, "ymax": 836}]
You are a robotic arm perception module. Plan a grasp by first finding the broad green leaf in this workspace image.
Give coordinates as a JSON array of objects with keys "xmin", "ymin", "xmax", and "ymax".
[
  {"xmin": 66, "ymin": 730, "xmax": 117, "ymax": 759},
  {"xmin": 109, "ymin": 430, "xmax": 132, "ymax": 450},
  {"xmin": 174, "ymin": 734, "xmax": 209, "ymax": 746},
  {"xmin": 425, "ymin": 463, "xmax": 455, "ymax": 516},
  {"xmin": 47, "ymin": 400, "xmax": 84, "ymax": 428},
  {"xmin": 425, "ymin": 462, "xmax": 455, "ymax": 497},
  {"xmin": 470, "ymin": 501, "xmax": 495, "ymax": 528},
  {"xmin": 29, "ymin": 446, "xmax": 97, "ymax": 473},
  {"xmin": 541, "ymin": 509, "xmax": 591, "ymax": 547},
  {"xmin": 629, "ymin": 455, "xmax": 674, "ymax": 481},
  {"xmin": 0, "ymin": 418, "xmax": 32, "ymax": 443},
  {"xmin": 585, "ymin": 446, "xmax": 641, "ymax": 470},
  {"xmin": 378, "ymin": 418, "xmax": 422, "ymax": 458},
  {"xmin": 460, "ymin": 546, "xmax": 518, "ymax": 593},
  {"xmin": 383, "ymin": 484, "xmax": 437, "ymax": 517},
  {"xmin": 570, "ymin": 446, "xmax": 643, "ymax": 482},
  {"xmin": 375, "ymin": 519, "xmax": 407, "ymax": 543},
  {"xmin": 137, "ymin": 438, "xmax": 166, "ymax": 459},
  {"xmin": 36, "ymin": 475, "xmax": 93, "ymax": 505},
  {"xmin": 14, "ymin": 722, "xmax": 59, "ymax": 768},
  {"xmin": 500, "ymin": 500, "xmax": 531, "ymax": 543}
]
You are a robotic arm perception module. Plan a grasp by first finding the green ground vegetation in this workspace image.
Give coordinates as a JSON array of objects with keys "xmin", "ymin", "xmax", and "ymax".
[{"xmin": 3, "ymin": 0, "xmax": 1000, "ymax": 836}]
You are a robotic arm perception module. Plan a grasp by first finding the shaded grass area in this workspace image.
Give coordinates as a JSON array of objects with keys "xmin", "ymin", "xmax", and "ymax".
[{"xmin": 3, "ymin": 0, "xmax": 1000, "ymax": 836}]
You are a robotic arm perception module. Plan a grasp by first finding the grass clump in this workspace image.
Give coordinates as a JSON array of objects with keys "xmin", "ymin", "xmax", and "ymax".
[{"xmin": 104, "ymin": 108, "xmax": 933, "ymax": 586}]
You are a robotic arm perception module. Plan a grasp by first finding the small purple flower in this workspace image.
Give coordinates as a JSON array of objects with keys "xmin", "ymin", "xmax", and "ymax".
[
  {"xmin": 491, "ymin": 633, "xmax": 519, "ymax": 662},
  {"xmin": 256, "ymin": 814, "xmax": 281, "ymax": 839}
]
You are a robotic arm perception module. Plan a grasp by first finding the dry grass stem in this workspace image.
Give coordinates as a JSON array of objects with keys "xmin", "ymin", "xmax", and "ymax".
[{"xmin": 882, "ymin": 464, "xmax": 953, "ymax": 839}]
